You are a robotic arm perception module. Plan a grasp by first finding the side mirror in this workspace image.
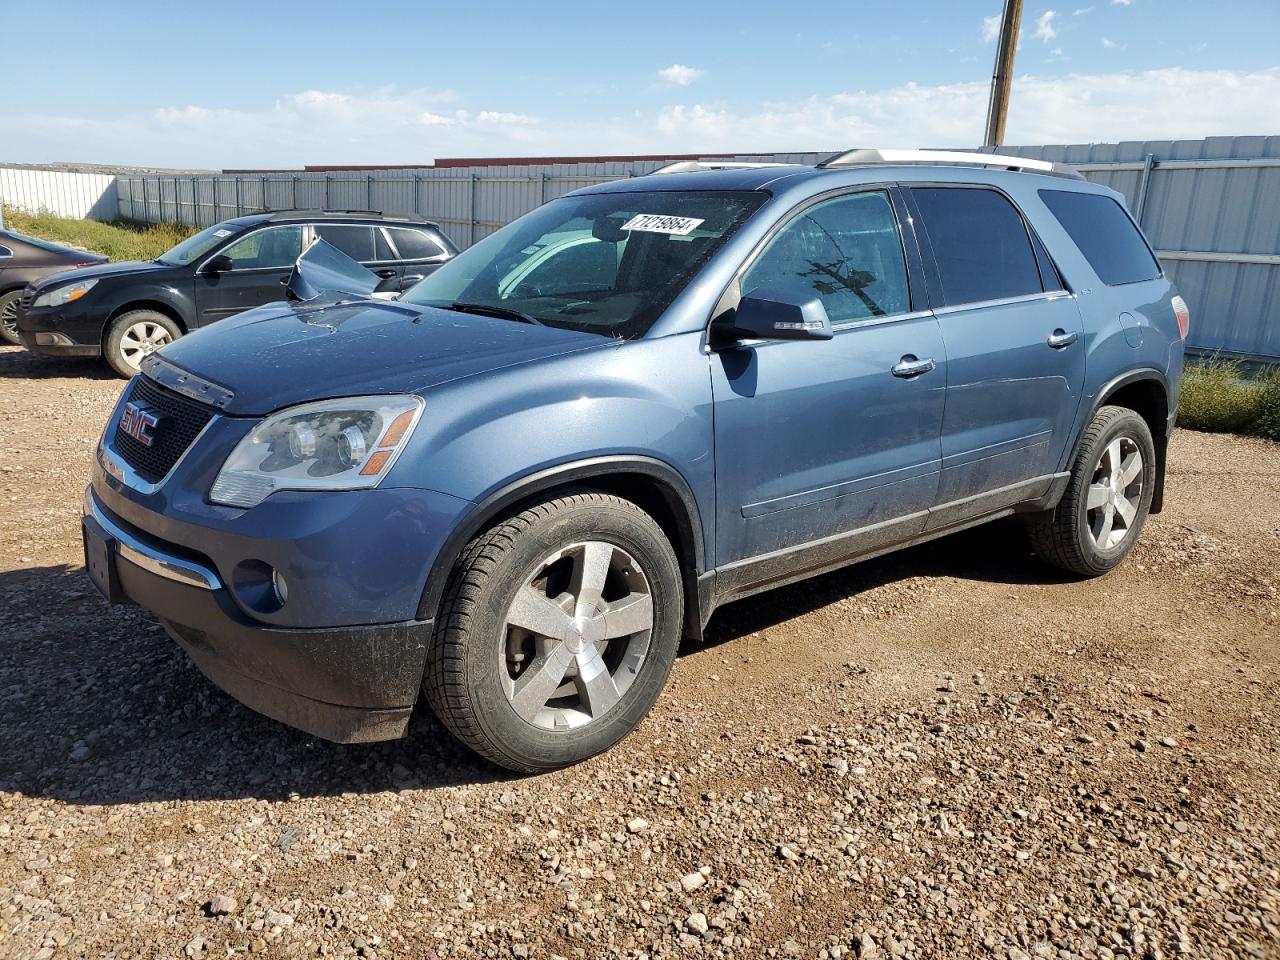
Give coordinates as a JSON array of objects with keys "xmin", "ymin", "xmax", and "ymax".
[
  {"xmin": 204, "ymin": 254, "xmax": 233, "ymax": 275},
  {"xmin": 724, "ymin": 287, "xmax": 834, "ymax": 342}
]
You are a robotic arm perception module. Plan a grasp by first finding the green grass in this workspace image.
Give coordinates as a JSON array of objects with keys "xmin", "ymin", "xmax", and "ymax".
[
  {"xmin": 2, "ymin": 205, "xmax": 198, "ymax": 262},
  {"xmin": 1178, "ymin": 359, "xmax": 1280, "ymax": 442}
]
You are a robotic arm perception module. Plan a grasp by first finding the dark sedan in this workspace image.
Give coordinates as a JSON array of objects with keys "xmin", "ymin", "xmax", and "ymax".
[{"xmin": 0, "ymin": 229, "xmax": 106, "ymax": 345}]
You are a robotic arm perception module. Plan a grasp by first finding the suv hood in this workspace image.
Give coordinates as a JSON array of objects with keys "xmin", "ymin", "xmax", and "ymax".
[{"xmin": 153, "ymin": 298, "xmax": 609, "ymax": 416}]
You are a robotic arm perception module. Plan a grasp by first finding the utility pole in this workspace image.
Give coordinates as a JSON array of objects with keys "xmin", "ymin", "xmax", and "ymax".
[{"xmin": 983, "ymin": 0, "xmax": 1023, "ymax": 146}]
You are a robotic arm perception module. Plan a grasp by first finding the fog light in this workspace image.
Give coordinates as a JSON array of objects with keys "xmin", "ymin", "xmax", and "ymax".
[
  {"xmin": 272, "ymin": 569, "xmax": 289, "ymax": 605},
  {"xmin": 34, "ymin": 332, "xmax": 75, "ymax": 346},
  {"xmin": 231, "ymin": 559, "xmax": 287, "ymax": 614}
]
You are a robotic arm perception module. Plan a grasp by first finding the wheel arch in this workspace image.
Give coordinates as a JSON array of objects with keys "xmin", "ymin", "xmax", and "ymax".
[
  {"xmin": 1082, "ymin": 368, "xmax": 1171, "ymax": 514},
  {"xmin": 416, "ymin": 456, "xmax": 710, "ymax": 640},
  {"xmin": 103, "ymin": 300, "xmax": 190, "ymax": 349}
]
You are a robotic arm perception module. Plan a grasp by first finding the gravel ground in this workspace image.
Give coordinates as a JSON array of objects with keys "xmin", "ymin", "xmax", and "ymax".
[{"xmin": 1, "ymin": 343, "xmax": 1278, "ymax": 960}]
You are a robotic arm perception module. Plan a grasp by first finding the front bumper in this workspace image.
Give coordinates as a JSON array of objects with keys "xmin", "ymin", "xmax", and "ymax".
[
  {"xmin": 16, "ymin": 301, "xmax": 103, "ymax": 357},
  {"xmin": 83, "ymin": 486, "xmax": 433, "ymax": 743}
]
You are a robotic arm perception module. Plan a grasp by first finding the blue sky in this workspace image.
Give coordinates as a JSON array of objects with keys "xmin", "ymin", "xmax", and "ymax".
[{"xmin": 4, "ymin": 0, "xmax": 1278, "ymax": 168}]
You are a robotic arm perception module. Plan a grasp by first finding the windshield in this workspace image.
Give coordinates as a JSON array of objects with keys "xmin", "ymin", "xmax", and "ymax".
[
  {"xmin": 401, "ymin": 190, "xmax": 766, "ymax": 338},
  {"xmin": 157, "ymin": 221, "xmax": 244, "ymax": 266}
]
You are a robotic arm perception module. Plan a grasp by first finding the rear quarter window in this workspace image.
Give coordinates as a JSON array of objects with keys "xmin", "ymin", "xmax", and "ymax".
[{"xmin": 1038, "ymin": 189, "xmax": 1161, "ymax": 286}]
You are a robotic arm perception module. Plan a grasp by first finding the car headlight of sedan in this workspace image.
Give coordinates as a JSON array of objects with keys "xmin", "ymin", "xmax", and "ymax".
[
  {"xmin": 210, "ymin": 395, "xmax": 424, "ymax": 508},
  {"xmin": 33, "ymin": 278, "xmax": 98, "ymax": 308}
]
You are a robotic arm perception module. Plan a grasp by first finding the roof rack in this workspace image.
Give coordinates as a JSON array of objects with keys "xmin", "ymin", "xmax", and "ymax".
[
  {"xmin": 648, "ymin": 160, "xmax": 803, "ymax": 176},
  {"xmin": 817, "ymin": 148, "xmax": 1082, "ymax": 179}
]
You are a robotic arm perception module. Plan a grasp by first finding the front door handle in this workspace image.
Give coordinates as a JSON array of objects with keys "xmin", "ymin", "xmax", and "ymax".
[
  {"xmin": 375, "ymin": 268, "xmax": 398, "ymax": 279},
  {"xmin": 1047, "ymin": 329, "xmax": 1079, "ymax": 349},
  {"xmin": 892, "ymin": 355, "xmax": 937, "ymax": 378}
]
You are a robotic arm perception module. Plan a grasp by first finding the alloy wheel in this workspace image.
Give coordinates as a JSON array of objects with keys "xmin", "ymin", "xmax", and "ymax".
[
  {"xmin": 118, "ymin": 320, "xmax": 173, "ymax": 370},
  {"xmin": 499, "ymin": 540, "xmax": 654, "ymax": 730},
  {"xmin": 0, "ymin": 298, "xmax": 18, "ymax": 342},
  {"xmin": 1086, "ymin": 436, "xmax": 1144, "ymax": 550}
]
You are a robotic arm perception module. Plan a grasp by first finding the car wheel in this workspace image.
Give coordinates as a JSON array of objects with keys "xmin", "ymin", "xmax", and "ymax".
[
  {"xmin": 0, "ymin": 290, "xmax": 22, "ymax": 346},
  {"xmin": 424, "ymin": 490, "xmax": 684, "ymax": 773},
  {"xmin": 104, "ymin": 310, "xmax": 182, "ymax": 378},
  {"xmin": 1027, "ymin": 405, "xmax": 1156, "ymax": 577}
]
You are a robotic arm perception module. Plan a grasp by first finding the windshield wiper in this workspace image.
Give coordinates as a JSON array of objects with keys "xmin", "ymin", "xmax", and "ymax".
[{"xmin": 448, "ymin": 302, "xmax": 543, "ymax": 326}]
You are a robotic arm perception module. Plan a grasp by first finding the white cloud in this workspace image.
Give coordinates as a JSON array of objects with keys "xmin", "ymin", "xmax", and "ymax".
[
  {"xmin": 1112, "ymin": 0, "xmax": 1132, "ymax": 6},
  {"xmin": 1101, "ymin": 36, "xmax": 1119, "ymax": 48},
  {"xmin": 1034, "ymin": 10, "xmax": 1058, "ymax": 41},
  {"xmin": 656, "ymin": 64, "xmax": 704, "ymax": 87},
  {"xmin": 982, "ymin": 14, "xmax": 1003, "ymax": 41},
  {"xmin": 1073, "ymin": 6, "xmax": 1094, "ymax": 14},
  {"xmin": 4, "ymin": 68, "xmax": 1279, "ymax": 168}
]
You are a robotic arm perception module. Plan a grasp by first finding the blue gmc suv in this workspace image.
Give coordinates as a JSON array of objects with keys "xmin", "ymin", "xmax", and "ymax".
[{"xmin": 81, "ymin": 150, "xmax": 1187, "ymax": 772}]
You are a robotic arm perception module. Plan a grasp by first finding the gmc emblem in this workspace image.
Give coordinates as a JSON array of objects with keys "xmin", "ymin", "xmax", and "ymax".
[{"xmin": 119, "ymin": 402, "xmax": 161, "ymax": 447}]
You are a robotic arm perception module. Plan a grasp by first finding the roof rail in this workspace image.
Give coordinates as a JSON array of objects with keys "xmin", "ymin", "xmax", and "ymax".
[
  {"xmin": 648, "ymin": 160, "xmax": 803, "ymax": 176},
  {"xmin": 817, "ymin": 148, "xmax": 1082, "ymax": 179}
]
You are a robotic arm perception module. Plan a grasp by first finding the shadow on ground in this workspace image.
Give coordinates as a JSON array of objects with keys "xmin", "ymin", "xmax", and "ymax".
[
  {"xmin": 0, "ymin": 344, "xmax": 116, "ymax": 381},
  {"xmin": 0, "ymin": 519, "xmax": 1073, "ymax": 807}
]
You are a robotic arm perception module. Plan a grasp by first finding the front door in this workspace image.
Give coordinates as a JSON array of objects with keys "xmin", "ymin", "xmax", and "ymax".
[
  {"xmin": 907, "ymin": 186, "xmax": 1087, "ymax": 523},
  {"xmin": 711, "ymin": 188, "xmax": 946, "ymax": 580},
  {"xmin": 194, "ymin": 224, "xmax": 303, "ymax": 326}
]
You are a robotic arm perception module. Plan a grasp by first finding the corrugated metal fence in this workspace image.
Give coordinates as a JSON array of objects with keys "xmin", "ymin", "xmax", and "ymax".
[
  {"xmin": 0, "ymin": 166, "xmax": 118, "ymax": 220},
  {"xmin": 4, "ymin": 137, "xmax": 1277, "ymax": 358}
]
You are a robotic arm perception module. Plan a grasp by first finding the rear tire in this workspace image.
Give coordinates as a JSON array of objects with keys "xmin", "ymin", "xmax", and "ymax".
[
  {"xmin": 1027, "ymin": 405, "xmax": 1156, "ymax": 577},
  {"xmin": 0, "ymin": 290, "xmax": 22, "ymax": 345},
  {"xmin": 423, "ymin": 490, "xmax": 684, "ymax": 773},
  {"xmin": 104, "ymin": 309, "xmax": 182, "ymax": 378}
]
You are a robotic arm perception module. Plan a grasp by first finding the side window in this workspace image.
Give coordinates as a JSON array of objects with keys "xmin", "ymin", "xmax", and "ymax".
[
  {"xmin": 219, "ymin": 225, "xmax": 303, "ymax": 269},
  {"xmin": 740, "ymin": 190, "xmax": 910, "ymax": 322},
  {"xmin": 0, "ymin": 244, "xmax": 12, "ymax": 258},
  {"xmin": 388, "ymin": 227, "xmax": 445, "ymax": 261},
  {"xmin": 1039, "ymin": 189, "xmax": 1161, "ymax": 286},
  {"xmin": 374, "ymin": 229, "xmax": 396, "ymax": 262},
  {"xmin": 501, "ymin": 238, "xmax": 617, "ymax": 299},
  {"xmin": 911, "ymin": 187, "xmax": 1044, "ymax": 305},
  {"xmin": 1030, "ymin": 229, "xmax": 1065, "ymax": 292},
  {"xmin": 313, "ymin": 224, "xmax": 376, "ymax": 263}
]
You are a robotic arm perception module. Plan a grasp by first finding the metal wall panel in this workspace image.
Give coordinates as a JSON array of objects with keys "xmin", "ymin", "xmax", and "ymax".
[{"xmin": 0, "ymin": 166, "xmax": 118, "ymax": 219}]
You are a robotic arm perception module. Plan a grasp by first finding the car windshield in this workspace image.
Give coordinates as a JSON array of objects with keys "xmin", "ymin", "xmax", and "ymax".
[
  {"xmin": 400, "ymin": 190, "xmax": 767, "ymax": 338},
  {"xmin": 157, "ymin": 222, "xmax": 244, "ymax": 266}
]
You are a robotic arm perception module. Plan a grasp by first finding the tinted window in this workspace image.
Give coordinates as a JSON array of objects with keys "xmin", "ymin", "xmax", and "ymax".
[
  {"xmin": 912, "ymin": 187, "xmax": 1043, "ymax": 305},
  {"xmin": 374, "ymin": 229, "xmax": 396, "ymax": 261},
  {"xmin": 741, "ymin": 190, "xmax": 910, "ymax": 322},
  {"xmin": 314, "ymin": 224, "xmax": 376, "ymax": 262},
  {"xmin": 1030, "ymin": 229, "xmax": 1065, "ymax": 292},
  {"xmin": 159, "ymin": 222, "xmax": 246, "ymax": 266},
  {"xmin": 0, "ymin": 244, "xmax": 11, "ymax": 258},
  {"xmin": 220, "ymin": 225, "xmax": 303, "ymax": 269},
  {"xmin": 388, "ymin": 227, "xmax": 445, "ymax": 261},
  {"xmin": 1039, "ymin": 189, "xmax": 1160, "ymax": 286}
]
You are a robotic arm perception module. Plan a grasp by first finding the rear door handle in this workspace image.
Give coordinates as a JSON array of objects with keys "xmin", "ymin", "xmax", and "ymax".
[
  {"xmin": 1047, "ymin": 329, "xmax": 1078, "ymax": 349},
  {"xmin": 892, "ymin": 355, "xmax": 937, "ymax": 378}
]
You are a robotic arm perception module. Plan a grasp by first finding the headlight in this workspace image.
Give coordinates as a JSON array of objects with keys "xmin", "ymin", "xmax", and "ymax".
[
  {"xmin": 33, "ymin": 278, "xmax": 98, "ymax": 308},
  {"xmin": 209, "ymin": 395, "xmax": 424, "ymax": 508}
]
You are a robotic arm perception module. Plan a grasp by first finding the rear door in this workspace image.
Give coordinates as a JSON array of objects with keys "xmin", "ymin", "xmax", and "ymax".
[
  {"xmin": 194, "ymin": 224, "xmax": 303, "ymax": 325},
  {"xmin": 711, "ymin": 186, "xmax": 946, "ymax": 572},
  {"xmin": 906, "ymin": 184, "xmax": 1086, "ymax": 525},
  {"xmin": 383, "ymin": 226, "xmax": 452, "ymax": 291}
]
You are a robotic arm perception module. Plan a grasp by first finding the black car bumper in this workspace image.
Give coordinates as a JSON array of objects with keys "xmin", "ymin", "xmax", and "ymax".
[
  {"xmin": 16, "ymin": 299, "xmax": 104, "ymax": 357},
  {"xmin": 83, "ymin": 487, "xmax": 432, "ymax": 743}
]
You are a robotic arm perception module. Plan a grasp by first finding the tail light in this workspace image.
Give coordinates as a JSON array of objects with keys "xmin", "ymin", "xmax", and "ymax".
[{"xmin": 1172, "ymin": 295, "xmax": 1190, "ymax": 340}]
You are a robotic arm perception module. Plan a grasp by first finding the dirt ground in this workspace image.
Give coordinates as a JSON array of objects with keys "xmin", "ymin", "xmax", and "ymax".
[{"xmin": 1, "ymin": 342, "xmax": 1277, "ymax": 960}]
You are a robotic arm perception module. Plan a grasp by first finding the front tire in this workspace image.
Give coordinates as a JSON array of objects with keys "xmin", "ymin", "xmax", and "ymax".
[
  {"xmin": 1027, "ymin": 405, "xmax": 1157, "ymax": 576},
  {"xmin": 104, "ymin": 309, "xmax": 182, "ymax": 378},
  {"xmin": 0, "ymin": 290, "xmax": 22, "ymax": 345},
  {"xmin": 424, "ymin": 490, "xmax": 684, "ymax": 773}
]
